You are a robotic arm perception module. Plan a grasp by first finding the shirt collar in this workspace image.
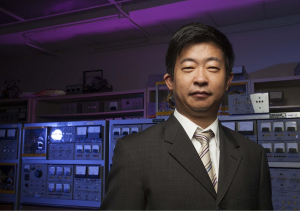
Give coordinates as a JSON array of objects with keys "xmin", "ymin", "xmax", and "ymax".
[{"xmin": 173, "ymin": 109, "xmax": 219, "ymax": 147}]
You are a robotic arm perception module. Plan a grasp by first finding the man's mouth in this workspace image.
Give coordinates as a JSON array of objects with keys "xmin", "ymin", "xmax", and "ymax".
[{"xmin": 190, "ymin": 91, "xmax": 211, "ymax": 98}]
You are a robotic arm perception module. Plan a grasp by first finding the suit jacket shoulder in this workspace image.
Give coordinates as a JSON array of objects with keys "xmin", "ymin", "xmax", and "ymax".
[{"xmin": 220, "ymin": 124, "xmax": 266, "ymax": 153}]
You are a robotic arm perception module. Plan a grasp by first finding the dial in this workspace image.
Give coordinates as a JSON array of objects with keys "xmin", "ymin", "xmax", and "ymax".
[
  {"xmin": 286, "ymin": 121, "xmax": 297, "ymax": 131},
  {"xmin": 88, "ymin": 126, "xmax": 100, "ymax": 133},
  {"xmin": 7, "ymin": 178, "xmax": 13, "ymax": 185},
  {"xmin": 262, "ymin": 143, "xmax": 272, "ymax": 153},
  {"xmin": 221, "ymin": 122, "xmax": 235, "ymax": 131},
  {"xmin": 57, "ymin": 167, "xmax": 63, "ymax": 175},
  {"xmin": 76, "ymin": 166, "xmax": 86, "ymax": 175},
  {"xmin": 273, "ymin": 122, "xmax": 284, "ymax": 132},
  {"xmin": 48, "ymin": 167, "xmax": 56, "ymax": 175},
  {"xmin": 88, "ymin": 166, "xmax": 99, "ymax": 176},
  {"xmin": 261, "ymin": 122, "xmax": 271, "ymax": 132},
  {"xmin": 287, "ymin": 143, "xmax": 298, "ymax": 153},
  {"xmin": 7, "ymin": 129, "xmax": 16, "ymax": 137},
  {"xmin": 64, "ymin": 167, "xmax": 71, "ymax": 176},
  {"xmin": 274, "ymin": 143, "xmax": 285, "ymax": 153},
  {"xmin": 0, "ymin": 129, "xmax": 5, "ymax": 138},
  {"xmin": 34, "ymin": 169, "xmax": 42, "ymax": 178},
  {"xmin": 76, "ymin": 127, "xmax": 87, "ymax": 136},
  {"xmin": 238, "ymin": 121, "xmax": 253, "ymax": 131}
]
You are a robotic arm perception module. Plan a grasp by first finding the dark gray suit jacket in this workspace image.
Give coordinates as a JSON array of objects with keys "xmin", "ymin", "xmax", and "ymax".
[{"xmin": 100, "ymin": 114, "xmax": 273, "ymax": 210}]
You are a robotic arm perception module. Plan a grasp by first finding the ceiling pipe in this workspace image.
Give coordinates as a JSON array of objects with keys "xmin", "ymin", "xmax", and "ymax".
[
  {"xmin": 0, "ymin": 0, "xmax": 132, "ymax": 27},
  {"xmin": 25, "ymin": 30, "xmax": 61, "ymax": 57},
  {"xmin": 0, "ymin": 7, "xmax": 25, "ymax": 21},
  {"xmin": 23, "ymin": 15, "xmax": 119, "ymax": 57},
  {"xmin": 13, "ymin": 0, "xmax": 148, "ymax": 56},
  {"xmin": 108, "ymin": 0, "xmax": 150, "ymax": 41}
]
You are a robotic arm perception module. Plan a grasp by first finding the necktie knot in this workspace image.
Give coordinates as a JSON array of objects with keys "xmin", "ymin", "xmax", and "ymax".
[{"xmin": 194, "ymin": 128, "xmax": 215, "ymax": 145}]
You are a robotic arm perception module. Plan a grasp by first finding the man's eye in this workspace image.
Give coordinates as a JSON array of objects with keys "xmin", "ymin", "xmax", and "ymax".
[
  {"xmin": 183, "ymin": 67, "xmax": 194, "ymax": 70},
  {"xmin": 208, "ymin": 66, "xmax": 220, "ymax": 70}
]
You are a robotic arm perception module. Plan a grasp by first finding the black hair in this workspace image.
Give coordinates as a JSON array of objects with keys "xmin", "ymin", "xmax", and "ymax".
[{"xmin": 165, "ymin": 23, "xmax": 235, "ymax": 79}]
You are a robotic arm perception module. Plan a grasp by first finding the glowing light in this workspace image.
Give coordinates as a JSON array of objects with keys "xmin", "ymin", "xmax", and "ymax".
[{"xmin": 51, "ymin": 129, "xmax": 63, "ymax": 140}]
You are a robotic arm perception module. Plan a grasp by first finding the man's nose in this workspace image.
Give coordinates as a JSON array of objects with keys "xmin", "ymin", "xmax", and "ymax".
[{"xmin": 193, "ymin": 69, "xmax": 208, "ymax": 86}]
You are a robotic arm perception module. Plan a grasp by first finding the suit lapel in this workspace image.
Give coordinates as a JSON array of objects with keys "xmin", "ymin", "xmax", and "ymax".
[
  {"xmin": 165, "ymin": 114, "xmax": 217, "ymax": 199},
  {"xmin": 216, "ymin": 123, "xmax": 242, "ymax": 205}
]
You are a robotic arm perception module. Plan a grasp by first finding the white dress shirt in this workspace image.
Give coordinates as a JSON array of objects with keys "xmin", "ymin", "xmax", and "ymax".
[{"xmin": 173, "ymin": 109, "xmax": 220, "ymax": 178}]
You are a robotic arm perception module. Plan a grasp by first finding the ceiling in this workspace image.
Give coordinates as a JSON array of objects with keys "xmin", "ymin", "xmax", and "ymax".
[{"xmin": 0, "ymin": 0, "xmax": 300, "ymax": 59}]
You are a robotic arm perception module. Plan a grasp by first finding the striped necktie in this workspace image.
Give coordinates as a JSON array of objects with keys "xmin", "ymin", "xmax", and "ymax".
[{"xmin": 194, "ymin": 128, "xmax": 218, "ymax": 193}]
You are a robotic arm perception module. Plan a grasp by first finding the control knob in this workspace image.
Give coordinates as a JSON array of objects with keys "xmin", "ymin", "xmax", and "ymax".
[
  {"xmin": 34, "ymin": 169, "xmax": 43, "ymax": 178},
  {"xmin": 7, "ymin": 178, "xmax": 13, "ymax": 185}
]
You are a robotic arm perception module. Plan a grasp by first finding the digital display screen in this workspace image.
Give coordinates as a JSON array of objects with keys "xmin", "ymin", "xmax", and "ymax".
[
  {"xmin": 269, "ymin": 91, "xmax": 283, "ymax": 100},
  {"xmin": 23, "ymin": 128, "xmax": 46, "ymax": 155}
]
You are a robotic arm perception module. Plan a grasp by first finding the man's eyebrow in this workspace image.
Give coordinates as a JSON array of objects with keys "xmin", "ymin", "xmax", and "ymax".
[
  {"xmin": 206, "ymin": 57, "xmax": 222, "ymax": 63},
  {"xmin": 179, "ymin": 58, "xmax": 197, "ymax": 64},
  {"xmin": 180, "ymin": 57, "xmax": 223, "ymax": 65}
]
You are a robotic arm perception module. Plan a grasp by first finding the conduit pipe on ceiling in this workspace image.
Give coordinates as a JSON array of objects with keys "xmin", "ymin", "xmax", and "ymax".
[
  {"xmin": 89, "ymin": 0, "xmax": 151, "ymax": 53},
  {"xmin": 25, "ymin": 30, "xmax": 61, "ymax": 57},
  {"xmin": 23, "ymin": 15, "xmax": 119, "ymax": 57},
  {"xmin": 21, "ymin": 0, "xmax": 149, "ymax": 56},
  {"xmin": 107, "ymin": 0, "xmax": 150, "ymax": 41},
  {"xmin": 0, "ymin": 7, "xmax": 25, "ymax": 21},
  {"xmin": 0, "ymin": 0, "xmax": 132, "ymax": 27},
  {"xmin": 15, "ymin": 0, "xmax": 130, "ymax": 57}
]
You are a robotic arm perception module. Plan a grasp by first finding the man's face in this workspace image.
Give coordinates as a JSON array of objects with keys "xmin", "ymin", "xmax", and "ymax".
[{"xmin": 164, "ymin": 41, "xmax": 233, "ymax": 120}]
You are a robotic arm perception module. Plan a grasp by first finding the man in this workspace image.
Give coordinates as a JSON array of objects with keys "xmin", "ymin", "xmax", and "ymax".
[{"xmin": 100, "ymin": 23, "xmax": 273, "ymax": 210}]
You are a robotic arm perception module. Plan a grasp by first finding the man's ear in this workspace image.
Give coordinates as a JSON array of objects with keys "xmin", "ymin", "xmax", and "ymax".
[
  {"xmin": 164, "ymin": 73, "xmax": 173, "ymax": 91},
  {"xmin": 225, "ymin": 72, "xmax": 234, "ymax": 91}
]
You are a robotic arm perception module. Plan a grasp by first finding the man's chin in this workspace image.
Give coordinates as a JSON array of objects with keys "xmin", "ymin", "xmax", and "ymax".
[
  {"xmin": 190, "ymin": 106, "xmax": 218, "ymax": 116},
  {"xmin": 190, "ymin": 106, "xmax": 210, "ymax": 112}
]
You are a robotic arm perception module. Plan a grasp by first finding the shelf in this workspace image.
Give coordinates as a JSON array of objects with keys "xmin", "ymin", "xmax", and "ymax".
[
  {"xmin": 251, "ymin": 75, "xmax": 300, "ymax": 107},
  {"xmin": 269, "ymin": 105, "xmax": 300, "ymax": 113},
  {"xmin": 21, "ymin": 159, "xmax": 105, "ymax": 165},
  {"xmin": 31, "ymin": 89, "xmax": 147, "ymax": 122},
  {"xmin": 219, "ymin": 113, "xmax": 270, "ymax": 121},
  {"xmin": 269, "ymin": 162, "xmax": 300, "ymax": 168},
  {"xmin": 0, "ymin": 98, "xmax": 28, "ymax": 105},
  {"xmin": 36, "ymin": 109, "xmax": 145, "ymax": 118},
  {"xmin": 0, "ymin": 98, "xmax": 31, "ymax": 123},
  {"xmin": 20, "ymin": 197, "xmax": 100, "ymax": 209},
  {"xmin": 32, "ymin": 89, "xmax": 145, "ymax": 103}
]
